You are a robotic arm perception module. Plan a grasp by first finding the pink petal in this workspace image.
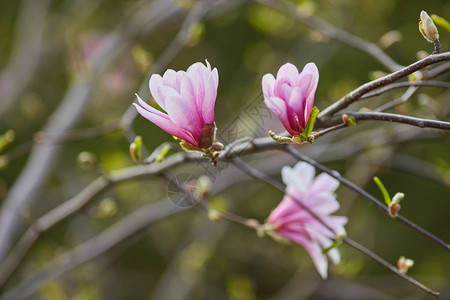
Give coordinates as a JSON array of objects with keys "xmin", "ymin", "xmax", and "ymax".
[
  {"xmin": 281, "ymin": 229, "xmax": 328, "ymax": 279},
  {"xmin": 274, "ymin": 78, "xmax": 291, "ymax": 99},
  {"xmin": 133, "ymin": 103, "xmax": 196, "ymax": 145},
  {"xmin": 304, "ymin": 192, "xmax": 340, "ymax": 215},
  {"xmin": 276, "ymin": 63, "xmax": 299, "ymax": 86},
  {"xmin": 186, "ymin": 63, "xmax": 207, "ymax": 110},
  {"xmin": 149, "ymin": 74, "xmax": 166, "ymax": 110},
  {"xmin": 287, "ymin": 86, "xmax": 307, "ymax": 129},
  {"xmin": 281, "ymin": 162, "xmax": 315, "ymax": 193},
  {"xmin": 268, "ymin": 195, "xmax": 300, "ymax": 224},
  {"xmin": 310, "ymin": 173, "xmax": 340, "ymax": 195},
  {"xmin": 164, "ymin": 91, "xmax": 202, "ymax": 139},
  {"xmin": 202, "ymin": 67, "xmax": 218, "ymax": 124},
  {"xmin": 135, "ymin": 93, "xmax": 159, "ymax": 113},
  {"xmin": 298, "ymin": 63, "xmax": 319, "ymax": 120},
  {"xmin": 162, "ymin": 69, "xmax": 182, "ymax": 92},
  {"xmin": 262, "ymin": 74, "xmax": 276, "ymax": 98},
  {"xmin": 180, "ymin": 75, "xmax": 203, "ymax": 122},
  {"xmin": 264, "ymin": 97, "xmax": 296, "ymax": 136}
]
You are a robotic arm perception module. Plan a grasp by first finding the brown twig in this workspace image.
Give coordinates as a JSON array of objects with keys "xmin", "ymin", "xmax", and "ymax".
[{"xmin": 319, "ymin": 52, "xmax": 450, "ymax": 118}]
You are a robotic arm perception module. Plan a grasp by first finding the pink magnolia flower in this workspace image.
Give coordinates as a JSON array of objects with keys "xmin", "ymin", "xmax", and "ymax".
[
  {"xmin": 268, "ymin": 162, "xmax": 347, "ymax": 279},
  {"xmin": 134, "ymin": 60, "xmax": 219, "ymax": 149},
  {"xmin": 262, "ymin": 63, "xmax": 319, "ymax": 136}
]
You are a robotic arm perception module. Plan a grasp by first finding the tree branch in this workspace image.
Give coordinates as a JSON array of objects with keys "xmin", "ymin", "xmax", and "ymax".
[
  {"xmin": 318, "ymin": 52, "xmax": 450, "ymax": 118},
  {"xmin": 360, "ymin": 80, "xmax": 450, "ymax": 100},
  {"xmin": 349, "ymin": 112, "xmax": 450, "ymax": 130}
]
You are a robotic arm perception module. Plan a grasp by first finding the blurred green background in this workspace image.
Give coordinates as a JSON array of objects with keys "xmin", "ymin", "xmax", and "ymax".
[{"xmin": 0, "ymin": 0, "xmax": 449, "ymax": 299}]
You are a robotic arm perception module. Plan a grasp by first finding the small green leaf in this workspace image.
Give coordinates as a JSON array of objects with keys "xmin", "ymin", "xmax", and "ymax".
[
  {"xmin": 134, "ymin": 136, "xmax": 142, "ymax": 160},
  {"xmin": 373, "ymin": 176, "xmax": 391, "ymax": 205},
  {"xmin": 432, "ymin": 14, "xmax": 450, "ymax": 33},
  {"xmin": 302, "ymin": 106, "xmax": 319, "ymax": 139},
  {"xmin": 155, "ymin": 144, "xmax": 171, "ymax": 162}
]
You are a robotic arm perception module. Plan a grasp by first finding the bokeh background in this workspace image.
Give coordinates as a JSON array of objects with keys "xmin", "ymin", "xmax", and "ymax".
[{"xmin": 0, "ymin": 0, "xmax": 449, "ymax": 299}]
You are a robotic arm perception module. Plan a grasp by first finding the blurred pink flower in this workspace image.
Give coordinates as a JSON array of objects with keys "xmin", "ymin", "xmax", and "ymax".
[
  {"xmin": 268, "ymin": 162, "xmax": 347, "ymax": 279},
  {"xmin": 134, "ymin": 60, "xmax": 219, "ymax": 148},
  {"xmin": 262, "ymin": 63, "xmax": 319, "ymax": 136}
]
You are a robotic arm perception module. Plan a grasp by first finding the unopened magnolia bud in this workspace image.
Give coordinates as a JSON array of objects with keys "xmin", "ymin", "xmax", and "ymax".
[
  {"xmin": 342, "ymin": 114, "xmax": 356, "ymax": 126},
  {"xmin": 389, "ymin": 203, "xmax": 401, "ymax": 218},
  {"xmin": 398, "ymin": 256, "xmax": 414, "ymax": 274},
  {"xmin": 211, "ymin": 141, "xmax": 224, "ymax": 152},
  {"xmin": 419, "ymin": 11, "xmax": 439, "ymax": 43},
  {"xmin": 77, "ymin": 151, "xmax": 98, "ymax": 170},
  {"xmin": 129, "ymin": 136, "xmax": 142, "ymax": 163}
]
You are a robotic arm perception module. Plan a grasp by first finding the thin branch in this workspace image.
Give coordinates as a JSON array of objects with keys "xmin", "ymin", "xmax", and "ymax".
[
  {"xmin": 348, "ymin": 112, "xmax": 450, "ymax": 130},
  {"xmin": 256, "ymin": 0, "xmax": 402, "ymax": 72},
  {"xmin": 318, "ymin": 52, "xmax": 450, "ymax": 118},
  {"xmin": 343, "ymin": 238, "xmax": 440, "ymax": 297},
  {"xmin": 374, "ymin": 86, "xmax": 418, "ymax": 112},
  {"xmin": 231, "ymin": 157, "xmax": 439, "ymax": 296},
  {"xmin": 285, "ymin": 146, "xmax": 450, "ymax": 252},
  {"xmin": 311, "ymin": 123, "xmax": 347, "ymax": 140},
  {"xmin": 360, "ymin": 81, "xmax": 450, "ymax": 100},
  {"xmin": 424, "ymin": 61, "xmax": 450, "ymax": 78}
]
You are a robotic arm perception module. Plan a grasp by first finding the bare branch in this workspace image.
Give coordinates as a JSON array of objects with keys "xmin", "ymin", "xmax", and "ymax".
[
  {"xmin": 360, "ymin": 81, "xmax": 450, "ymax": 100},
  {"xmin": 349, "ymin": 112, "xmax": 450, "ymax": 130},
  {"xmin": 343, "ymin": 238, "xmax": 440, "ymax": 297},
  {"xmin": 318, "ymin": 52, "xmax": 450, "ymax": 118},
  {"xmin": 374, "ymin": 86, "xmax": 418, "ymax": 112}
]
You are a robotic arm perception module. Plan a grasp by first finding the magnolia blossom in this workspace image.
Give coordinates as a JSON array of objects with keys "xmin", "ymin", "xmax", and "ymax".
[
  {"xmin": 268, "ymin": 162, "xmax": 347, "ymax": 279},
  {"xmin": 134, "ymin": 60, "xmax": 219, "ymax": 149},
  {"xmin": 262, "ymin": 63, "xmax": 319, "ymax": 137}
]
